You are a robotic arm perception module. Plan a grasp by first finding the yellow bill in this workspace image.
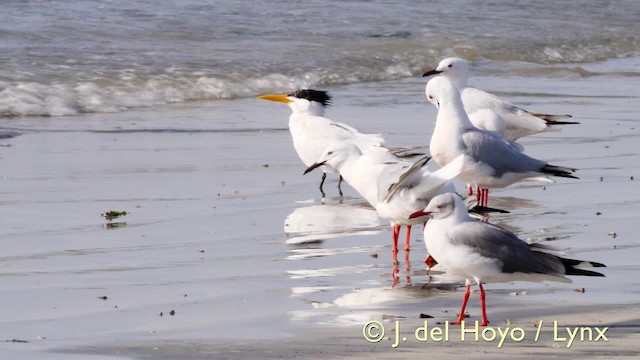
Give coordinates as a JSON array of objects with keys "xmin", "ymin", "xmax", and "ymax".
[{"xmin": 258, "ymin": 94, "xmax": 292, "ymax": 103}]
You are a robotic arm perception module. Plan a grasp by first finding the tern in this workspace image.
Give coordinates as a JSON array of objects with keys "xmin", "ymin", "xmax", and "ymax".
[{"xmin": 259, "ymin": 89, "xmax": 385, "ymax": 198}]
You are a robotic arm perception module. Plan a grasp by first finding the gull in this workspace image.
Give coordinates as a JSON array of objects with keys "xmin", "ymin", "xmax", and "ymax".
[
  {"xmin": 425, "ymin": 76, "xmax": 578, "ymax": 206},
  {"xmin": 409, "ymin": 193, "xmax": 605, "ymax": 326},
  {"xmin": 259, "ymin": 89, "xmax": 385, "ymax": 197},
  {"xmin": 425, "ymin": 89, "xmax": 510, "ymax": 197},
  {"xmin": 468, "ymin": 109, "xmax": 506, "ymax": 139},
  {"xmin": 304, "ymin": 141, "xmax": 506, "ymax": 263},
  {"xmin": 423, "ymin": 57, "xmax": 578, "ymax": 141}
]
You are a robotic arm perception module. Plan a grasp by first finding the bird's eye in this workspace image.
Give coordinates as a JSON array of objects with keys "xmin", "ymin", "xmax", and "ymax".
[
  {"xmin": 428, "ymin": 95, "xmax": 433, "ymax": 100},
  {"xmin": 448, "ymin": 64, "xmax": 453, "ymax": 68},
  {"xmin": 327, "ymin": 151, "xmax": 333, "ymax": 155},
  {"xmin": 437, "ymin": 204, "xmax": 445, "ymax": 209}
]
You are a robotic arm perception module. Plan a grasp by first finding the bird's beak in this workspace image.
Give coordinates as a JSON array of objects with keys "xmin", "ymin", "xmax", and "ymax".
[
  {"xmin": 258, "ymin": 94, "xmax": 292, "ymax": 103},
  {"xmin": 303, "ymin": 161, "xmax": 327, "ymax": 175},
  {"xmin": 422, "ymin": 69, "xmax": 442, "ymax": 77},
  {"xmin": 409, "ymin": 210, "xmax": 431, "ymax": 219}
]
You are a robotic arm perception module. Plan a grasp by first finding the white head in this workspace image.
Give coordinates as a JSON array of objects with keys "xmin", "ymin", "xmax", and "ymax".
[
  {"xmin": 425, "ymin": 76, "xmax": 474, "ymax": 131},
  {"xmin": 303, "ymin": 141, "xmax": 361, "ymax": 175},
  {"xmin": 258, "ymin": 89, "xmax": 331, "ymax": 116},
  {"xmin": 409, "ymin": 192, "xmax": 468, "ymax": 221},
  {"xmin": 425, "ymin": 76, "xmax": 460, "ymax": 109},
  {"xmin": 423, "ymin": 57, "xmax": 469, "ymax": 88}
]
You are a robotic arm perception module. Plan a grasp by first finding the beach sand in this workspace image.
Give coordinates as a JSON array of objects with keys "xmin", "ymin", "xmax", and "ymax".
[
  {"xmin": 59, "ymin": 303, "xmax": 640, "ymax": 359},
  {"xmin": 1, "ymin": 69, "xmax": 639, "ymax": 359}
]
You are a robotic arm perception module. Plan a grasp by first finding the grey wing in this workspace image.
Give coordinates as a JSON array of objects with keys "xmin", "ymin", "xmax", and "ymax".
[
  {"xmin": 387, "ymin": 145, "xmax": 429, "ymax": 159},
  {"xmin": 384, "ymin": 155, "xmax": 431, "ymax": 203},
  {"xmin": 461, "ymin": 130, "xmax": 545, "ymax": 176},
  {"xmin": 449, "ymin": 221, "xmax": 565, "ymax": 275}
]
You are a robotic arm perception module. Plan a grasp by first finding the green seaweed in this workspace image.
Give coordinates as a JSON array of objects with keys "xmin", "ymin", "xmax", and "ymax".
[{"xmin": 102, "ymin": 211, "xmax": 128, "ymax": 221}]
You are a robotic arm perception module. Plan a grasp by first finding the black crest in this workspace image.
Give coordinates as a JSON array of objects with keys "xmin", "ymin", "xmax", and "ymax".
[{"xmin": 288, "ymin": 89, "xmax": 332, "ymax": 107}]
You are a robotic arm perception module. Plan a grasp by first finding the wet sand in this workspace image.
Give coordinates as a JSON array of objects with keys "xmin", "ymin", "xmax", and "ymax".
[
  {"xmin": 60, "ymin": 303, "xmax": 640, "ymax": 359},
  {"xmin": 1, "ymin": 65, "xmax": 639, "ymax": 359}
]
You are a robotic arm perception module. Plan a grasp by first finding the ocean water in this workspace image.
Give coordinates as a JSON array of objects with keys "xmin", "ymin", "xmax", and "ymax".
[{"xmin": 1, "ymin": 0, "xmax": 639, "ymax": 117}]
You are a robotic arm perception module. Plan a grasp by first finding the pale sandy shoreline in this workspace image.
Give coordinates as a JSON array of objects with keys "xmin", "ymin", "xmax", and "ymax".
[{"xmin": 59, "ymin": 302, "xmax": 640, "ymax": 359}]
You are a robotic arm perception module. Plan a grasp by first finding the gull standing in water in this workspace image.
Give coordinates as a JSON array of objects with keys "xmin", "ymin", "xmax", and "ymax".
[
  {"xmin": 425, "ymin": 76, "xmax": 578, "ymax": 206},
  {"xmin": 424, "ymin": 88, "xmax": 510, "ymax": 198},
  {"xmin": 423, "ymin": 57, "xmax": 578, "ymax": 142},
  {"xmin": 304, "ymin": 141, "xmax": 505, "ymax": 263},
  {"xmin": 259, "ymin": 89, "xmax": 385, "ymax": 198},
  {"xmin": 409, "ymin": 193, "xmax": 605, "ymax": 326}
]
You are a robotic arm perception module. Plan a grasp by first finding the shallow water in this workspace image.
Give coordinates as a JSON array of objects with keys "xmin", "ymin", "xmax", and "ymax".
[{"xmin": 1, "ymin": 0, "xmax": 639, "ymax": 116}]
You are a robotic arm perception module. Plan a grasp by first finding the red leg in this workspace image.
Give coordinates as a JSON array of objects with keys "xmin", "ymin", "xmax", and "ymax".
[
  {"xmin": 422, "ymin": 270, "xmax": 432, "ymax": 288},
  {"xmin": 475, "ymin": 187, "xmax": 481, "ymax": 203},
  {"xmin": 404, "ymin": 225, "xmax": 412, "ymax": 252},
  {"xmin": 483, "ymin": 189, "xmax": 490, "ymax": 207},
  {"xmin": 391, "ymin": 264, "xmax": 399, "ymax": 288},
  {"xmin": 467, "ymin": 184, "xmax": 473, "ymax": 196},
  {"xmin": 392, "ymin": 225, "xmax": 401, "ymax": 263},
  {"xmin": 405, "ymin": 255, "xmax": 411, "ymax": 286},
  {"xmin": 478, "ymin": 283, "xmax": 490, "ymax": 326},
  {"xmin": 451, "ymin": 284, "xmax": 471, "ymax": 325}
]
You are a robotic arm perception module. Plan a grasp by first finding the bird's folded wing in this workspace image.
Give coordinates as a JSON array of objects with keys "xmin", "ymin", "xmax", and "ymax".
[
  {"xmin": 384, "ymin": 154, "xmax": 465, "ymax": 203},
  {"xmin": 461, "ymin": 131, "xmax": 545, "ymax": 176},
  {"xmin": 448, "ymin": 221, "xmax": 565, "ymax": 275}
]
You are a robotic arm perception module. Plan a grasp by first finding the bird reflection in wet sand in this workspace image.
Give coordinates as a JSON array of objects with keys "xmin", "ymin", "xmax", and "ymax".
[
  {"xmin": 392, "ymin": 253, "xmax": 413, "ymax": 288},
  {"xmin": 283, "ymin": 199, "xmax": 385, "ymax": 246}
]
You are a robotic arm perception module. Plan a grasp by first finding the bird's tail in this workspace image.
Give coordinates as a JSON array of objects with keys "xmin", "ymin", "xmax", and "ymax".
[
  {"xmin": 540, "ymin": 164, "xmax": 579, "ymax": 179},
  {"xmin": 529, "ymin": 112, "xmax": 580, "ymax": 125},
  {"xmin": 469, "ymin": 204, "xmax": 510, "ymax": 215},
  {"xmin": 559, "ymin": 256, "xmax": 606, "ymax": 277},
  {"xmin": 464, "ymin": 197, "xmax": 510, "ymax": 215}
]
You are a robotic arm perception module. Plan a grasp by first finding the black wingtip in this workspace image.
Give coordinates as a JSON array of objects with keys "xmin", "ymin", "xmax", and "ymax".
[
  {"xmin": 541, "ymin": 164, "xmax": 579, "ymax": 179},
  {"xmin": 471, "ymin": 205, "xmax": 510, "ymax": 214},
  {"xmin": 545, "ymin": 120, "xmax": 581, "ymax": 125},
  {"xmin": 565, "ymin": 268, "xmax": 606, "ymax": 277},
  {"xmin": 561, "ymin": 258, "xmax": 606, "ymax": 268},
  {"xmin": 530, "ymin": 112, "xmax": 579, "ymax": 125},
  {"xmin": 560, "ymin": 257, "xmax": 606, "ymax": 277}
]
